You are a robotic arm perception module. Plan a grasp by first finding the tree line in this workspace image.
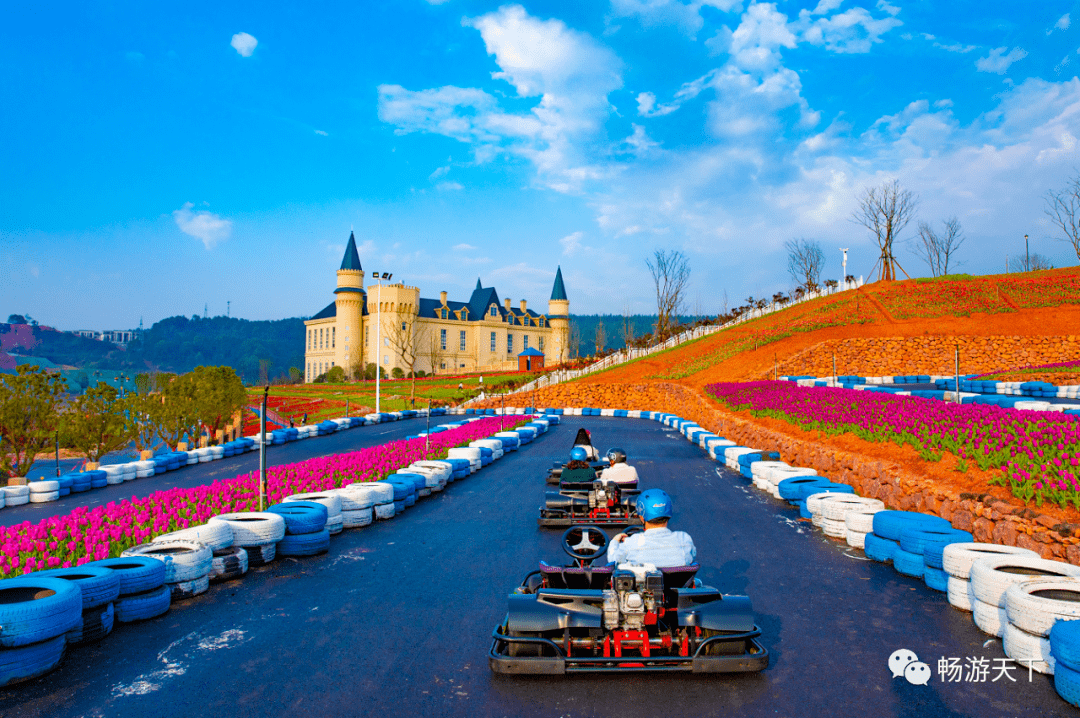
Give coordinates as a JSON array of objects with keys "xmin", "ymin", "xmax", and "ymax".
[{"xmin": 0, "ymin": 364, "xmax": 247, "ymax": 479}]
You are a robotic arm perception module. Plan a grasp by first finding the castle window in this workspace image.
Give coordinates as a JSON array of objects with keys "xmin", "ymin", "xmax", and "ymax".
[
  {"xmin": 507, "ymin": 334, "xmax": 513, "ymax": 354},
  {"xmin": 490, "ymin": 305, "xmax": 497, "ymax": 316},
  {"xmin": 523, "ymin": 335, "xmax": 529, "ymax": 350},
  {"xmin": 461, "ymin": 308, "xmax": 467, "ymax": 320},
  {"xmin": 539, "ymin": 337, "xmax": 545, "ymax": 352},
  {"xmin": 332, "ymin": 327, "xmax": 335, "ymax": 348},
  {"xmin": 440, "ymin": 329, "xmax": 447, "ymax": 350},
  {"xmin": 539, "ymin": 317, "xmax": 545, "ymax": 327},
  {"xmin": 401, "ymin": 322, "xmax": 407, "ymax": 331},
  {"xmin": 490, "ymin": 332, "xmax": 496, "ymax": 352},
  {"xmin": 459, "ymin": 330, "xmax": 466, "ymax": 351},
  {"xmin": 441, "ymin": 309, "xmax": 448, "ymax": 319}
]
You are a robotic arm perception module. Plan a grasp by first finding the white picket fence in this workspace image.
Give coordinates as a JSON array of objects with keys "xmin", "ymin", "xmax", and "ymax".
[{"xmin": 465, "ymin": 277, "xmax": 864, "ymax": 404}]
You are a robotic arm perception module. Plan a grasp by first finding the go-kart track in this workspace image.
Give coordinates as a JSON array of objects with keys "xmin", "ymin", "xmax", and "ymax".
[{"xmin": 0, "ymin": 417, "xmax": 1072, "ymax": 718}]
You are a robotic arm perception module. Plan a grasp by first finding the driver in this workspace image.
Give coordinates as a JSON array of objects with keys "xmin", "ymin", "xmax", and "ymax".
[
  {"xmin": 560, "ymin": 446, "xmax": 597, "ymax": 482},
  {"xmin": 599, "ymin": 447, "xmax": 638, "ymax": 485},
  {"xmin": 606, "ymin": 489, "xmax": 696, "ymax": 567},
  {"xmin": 573, "ymin": 428, "xmax": 601, "ymax": 461}
]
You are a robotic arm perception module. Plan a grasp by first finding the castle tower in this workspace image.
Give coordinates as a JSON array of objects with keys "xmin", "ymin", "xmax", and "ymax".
[
  {"xmin": 334, "ymin": 231, "xmax": 365, "ymax": 376},
  {"xmin": 547, "ymin": 266, "xmax": 570, "ymax": 364}
]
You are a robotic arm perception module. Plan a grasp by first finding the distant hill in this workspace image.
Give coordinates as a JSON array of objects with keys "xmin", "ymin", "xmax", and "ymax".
[{"xmin": 568, "ymin": 314, "xmax": 702, "ymax": 357}]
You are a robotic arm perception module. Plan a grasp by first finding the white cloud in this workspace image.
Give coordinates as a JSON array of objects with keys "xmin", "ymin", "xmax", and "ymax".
[
  {"xmin": 425, "ymin": 0, "xmax": 451, "ymax": 4},
  {"xmin": 173, "ymin": 203, "xmax": 232, "ymax": 249},
  {"xmin": 436, "ymin": 181, "xmax": 463, "ymax": 191},
  {"xmin": 1050, "ymin": 14, "xmax": 1071, "ymax": 34},
  {"xmin": 934, "ymin": 41, "xmax": 977, "ymax": 54},
  {"xmin": 608, "ymin": 0, "xmax": 743, "ymax": 38},
  {"xmin": 453, "ymin": 243, "xmax": 477, "ymax": 250},
  {"xmin": 314, "ymin": 129, "xmax": 328, "ymax": 136},
  {"xmin": 559, "ymin": 231, "xmax": 585, "ymax": 255},
  {"xmin": 876, "ymin": 0, "xmax": 900, "ymax": 17},
  {"xmin": 1057, "ymin": 55, "xmax": 1071, "ymax": 74},
  {"xmin": 429, "ymin": 165, "xmax": 450, "ymax": 180},
  {"xmin": 231, "ymin": 32, "xmax": 258, "ymax": 57},
  {"xmin": 797, "ymin": 5, "xmax": 903, "ymax": 54},
  {"xmin": 623, "ymin": 124, "xmax": 660, "ymax": 154},
  {"xmin": 976, "ymin": 46, "xmax": 1028, "ymax": 75}
]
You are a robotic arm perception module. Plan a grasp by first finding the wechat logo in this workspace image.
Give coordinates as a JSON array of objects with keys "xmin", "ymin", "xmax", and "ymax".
[{"xmin": 889, "ymin": 649, "xmax": 931, "ymax": 686}]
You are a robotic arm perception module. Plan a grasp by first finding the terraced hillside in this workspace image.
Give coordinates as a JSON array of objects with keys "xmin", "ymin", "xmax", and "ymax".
[{"xmin": 580, "ymin": 268, "xmax": 1080, "ymax": 388}]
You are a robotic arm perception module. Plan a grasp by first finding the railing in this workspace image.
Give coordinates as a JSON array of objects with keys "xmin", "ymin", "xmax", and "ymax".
[{"xmin": 463, "ymin": 277, "xmax": 864, "ymax": 403}]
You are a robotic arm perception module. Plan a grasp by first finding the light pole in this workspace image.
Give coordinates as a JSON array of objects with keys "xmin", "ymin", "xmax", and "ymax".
[
  {"xmin": 1025, "ymin": 234, "xmax": 1029, "ymax": 271},
  {"xmin": 840, "ymin": 248, "xmax": 849, "ymax": 289},
  {"xmin": 371, "ymin": 271, "xmax": 392, "ymax": 413}
]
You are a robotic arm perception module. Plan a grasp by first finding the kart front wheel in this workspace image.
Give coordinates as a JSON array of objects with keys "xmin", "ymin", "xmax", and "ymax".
[{"xmin": 507, "ymin": 630, "xmax": 547, "ymax": 658}]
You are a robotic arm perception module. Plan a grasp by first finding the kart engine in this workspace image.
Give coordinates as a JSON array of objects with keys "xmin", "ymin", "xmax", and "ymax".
[
  {"xmin": 603, "ymin": 566, "xmax": 663, "ymax": 631},
  {"xmin": 588, "ymin": 481, "xmax": 620, "ymax": 509}
]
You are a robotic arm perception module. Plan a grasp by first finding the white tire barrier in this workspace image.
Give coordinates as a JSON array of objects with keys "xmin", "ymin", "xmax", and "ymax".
[
  {"xmin": 942, "ymin": 543, "xmax": 1040, "ymax": 580},
  {"xmin": 3, "ymin": 486, "xmax": 29, "ymax": 506},
  {"xmin": 28, "ymin": 481, "xmax": 59, "ymax": 503},
  {"xmin": 1003, "ymin": 621, "xmax": 1055, "ymax": 674},
  {"xmin": 846, "ymin": 530, "xmax": 867, "ymax": 549},
  {"xmin": 342, "ymin": 508, "xmax": 374, "ymax": 528},
  {"xmin": 122, "ymin": 540, "xmax": 212, "ymax": 583},
  {"xmin": 973, "ymin": 598, "xmax": 1008, "ymax": 637},
  {"xmin": 153, "ymin": 521, "xmax": 234, "ymax": 551},
  {"xmin": 1004, "ymin": 577, "xmax": 1080, "ymax": 637},
  {"xmin": 948, "ymin": 576, "xmax": 975, "ymax": 612},
  {"xmin": 970, "ymin": 556, "xmax": 1080, "ymax": 608},
  {"xmin": 820, "ymin": 495, "xmax": 885, "ymax": 522},
  {"xmin": 820, "ymin": 518, "xmax": 848, "ymax": 539},
  {"xmin": 284, "ymin": 492, "xmax": 343, "ymax": 520},
  {"xmin": 214, "ymin": 512, "xmax": 286, "ymax": 546}
]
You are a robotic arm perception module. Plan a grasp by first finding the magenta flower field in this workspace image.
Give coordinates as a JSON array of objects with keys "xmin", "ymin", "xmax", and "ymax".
[
  {"xmin": 706, "ymin": 381, "xmax": 1080, "ymax": 510},
  {"xmin": 0, "ymin": 417, "xmax": 523, "ymax": 578}
]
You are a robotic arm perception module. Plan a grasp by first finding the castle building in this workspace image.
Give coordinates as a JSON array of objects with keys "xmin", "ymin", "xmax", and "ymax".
[{"xmin": 303, "ymin": 232, "xmax": 570, "ymax": 381}]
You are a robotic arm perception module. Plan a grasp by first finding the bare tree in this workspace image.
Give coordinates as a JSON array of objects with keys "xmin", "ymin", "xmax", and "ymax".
[
  {"xmin": 422, "ymin": 328, "xmax": 441, "ymax": 376},
  {"xmin": 720, "ymin": 289, "xmax": 729, "ymax": 318},
  {"xmin": 594, "ymin": 320, "xmax": 606, "ymax": 356},
  {"xmin": 784, "ymin": 238, "xmax": 825, "ymax": 291},
  {"xmin": 1017, "ymin": 252, "xmax": 1055, "ymax": 271},
  {"xmin": 568, "ymin": 320, "xmax": 581, "ymax": 359},
  {"xmin": 913, "ymin": 217, "xmax": 965, "ymax": 277},
  {"xmin": 620, "ymin": 304, "xmax": 636, "ymax": 354},
  {"xmin": 646, "ymin": 249, "xmax": 690, "ymax": 340},
  {"xmin": 1045, "ymin": 173, "xmax": 1080, "ymax": 261},
  {"xmin": 851, "ymin": 179, "xmax": 918, "ymax": 281},
  {"xmin": 384, "ymin": 307, "xmax": 421, "ymax": 400}
]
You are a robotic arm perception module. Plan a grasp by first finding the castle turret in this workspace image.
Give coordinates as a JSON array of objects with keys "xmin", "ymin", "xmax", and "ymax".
[
  {"xmin": 547, "ymin": 266, "xmax": 570, "ymax": 364},
  {"xmin": 334, "ymin": 231, "xmax": 365, "ymax": 375}
]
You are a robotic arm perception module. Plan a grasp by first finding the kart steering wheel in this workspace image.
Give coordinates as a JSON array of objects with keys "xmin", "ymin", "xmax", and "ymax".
[
  {"xmin": 561, "ymin": 525, "xmax": 609, "ymax": 563},
  {"xmin": 623, "ymin": 526, "xmax": 643, "ymax": 537}
]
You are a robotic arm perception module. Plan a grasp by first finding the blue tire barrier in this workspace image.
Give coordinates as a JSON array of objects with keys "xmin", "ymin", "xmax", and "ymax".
[
  {"xmin": 113, "ymin": 584, "xmax": 171, "ymax": 623},
  {"xmin": 0, "ymin": 634, "xmax": 66, "ymax": 688},
  {"xmin": 924, "ymin": 566, "xmax": 949, "ymax": 592},
  {"xmin": 872, "ymin": 511, "xmax": 951, "ymax": 541},
  {"xmin": 892, "ymin": 548, "xmax": 925, "ymax": 578},
  {"xmin": 1051, "ymin": 620, "xmax": 1080, "ymax": 674},
  {"xmin": 67, "ymin": 602, "xmax": 115, "ymax": 646},
  {"xmin": 384, "ymin": 479, "xmax": 413, "ymax": 510},
  {"xmin": 798, "ymin": 501, "xmax": 813, "ymax": 520},
  {"xmin": 277, "ymin": 529, "xmax": 331, "ymax": 557},
  {"xmin": 0, "ymin": 577, "xmax": 82, "ymax": 647},
  {"xmin": 899, "ymin": 527, "xmax": 974, "ymax": 557},
  {"xmin": 393, "ymin": 472, "xmax": 429, "ymax": 496},
  {"xmin": 1056, "ymin": 662, "xmax": 1080, "ymax": 708},
  {"xmin": 923, "ymin": 540, "xmax": 958, "ymax": 570},
  {"xmin": 89, "ymin": 556, "xmax": 166, "ymax": 596},
  {"xmin": 268, "ymin": 502, "xmax": 328, "ymax": 534},
  {"xmin": 777, "ymin": 477, "xmax": 831, "ymax": 501},
  {"xmin": 864, "ymin": 533, "xmax": 900, "ymax": 563},
  {"xmin": 89, "ymin": 471, "xmax": 108, "ymax": 489},
  {"xmin": 56, "ymin": 476, "xmax": 72, "ymax": 497},
  {"xmin": 36, "ymin": 565, "xmax": 120, "ymax": 609}
]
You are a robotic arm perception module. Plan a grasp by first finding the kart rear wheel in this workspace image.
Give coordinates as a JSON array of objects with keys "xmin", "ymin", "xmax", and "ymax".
[
  {"xmin": 695, "ymin": 629, "xmax": 750, "ymax": 656},
  {"xmin": 507, "ymin": 630, "xmax": 546, "ymax": 658}
]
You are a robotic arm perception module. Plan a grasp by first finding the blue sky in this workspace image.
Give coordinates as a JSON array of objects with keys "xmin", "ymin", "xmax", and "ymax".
[{"xmin": 3, "ymin": 0, "xmax": 1080, "ymax": 329}]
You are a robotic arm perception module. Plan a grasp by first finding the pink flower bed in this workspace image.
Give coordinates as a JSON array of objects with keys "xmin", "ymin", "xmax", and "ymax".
[{"xmin": 0, "ymin": 416, "xmax": 528, "ymax": 577}]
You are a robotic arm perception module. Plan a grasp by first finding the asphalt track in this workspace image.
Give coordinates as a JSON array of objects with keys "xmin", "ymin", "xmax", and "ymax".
[
  {"xmin": 1, "ymin": 415, "xmax": 465, "ymax": 527},
  {"xmin": 0, "ymin": 417, "xmax": 1074, "ymax": 718}
]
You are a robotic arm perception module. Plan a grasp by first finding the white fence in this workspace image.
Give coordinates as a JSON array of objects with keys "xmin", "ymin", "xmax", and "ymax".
[{"xmin": 465, "ymin": 277, "xmax": 864, "ymax": 404}]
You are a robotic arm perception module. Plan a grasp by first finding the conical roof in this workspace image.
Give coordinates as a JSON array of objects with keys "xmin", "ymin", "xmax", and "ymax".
[
  {"xmin": 475, "ymin": 278, "xmax": 483, "ymax": 291},
  {"xmin": 550, "ymin": 266, "xmax": 567, "ymax": 301},
  {"xmin": 340, "ymin": 232, "xmax": 362, "ymax": 271}
]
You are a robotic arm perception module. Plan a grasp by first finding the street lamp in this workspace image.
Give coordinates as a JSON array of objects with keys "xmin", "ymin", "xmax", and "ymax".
[
  {"xmin": 1025, "ymin": 234, "xmax": 1029, "ymax": 271},
  {"xmin": 372, "ymin": 271, "xmax": 392, "ymax": 413},
  {"xmin": 840, "ymin": 248, "xmax": 849, "ymax": 289}
]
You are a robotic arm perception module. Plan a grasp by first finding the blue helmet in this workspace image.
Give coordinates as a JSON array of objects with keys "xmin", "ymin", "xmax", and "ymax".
[
  {"xmin": 636, "ymin": 489, "xmax": 673, "ymax": 522},
  {"xmin": 569, "ymin": 446, "xmax": 589, "ymax": 462}
]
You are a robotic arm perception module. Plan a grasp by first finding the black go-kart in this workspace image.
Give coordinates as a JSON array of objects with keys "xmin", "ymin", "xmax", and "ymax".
[
  {"xmin": 490, "ymin": 525, "xmax": 769, "ymax": 674},
  {"xmin": 546, "ymin": 460, "xmax": 608, "ymax": 485},
  {"xmin": 538, "ymin": 480, "xmax": 640, "ymax": 528}
]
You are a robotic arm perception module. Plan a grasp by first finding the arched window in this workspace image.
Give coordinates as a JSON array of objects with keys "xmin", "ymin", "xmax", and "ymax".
[
  {"xmin": 490, "ymin": 305, "xmax": 497, "ymax": 316},
  {"xmin": 461, "ymin": 308, "xmax": 468, "ymax": 321},
  {"xmin": 539, "ymin": 317, "xmax": 545, "ymax": 328}
]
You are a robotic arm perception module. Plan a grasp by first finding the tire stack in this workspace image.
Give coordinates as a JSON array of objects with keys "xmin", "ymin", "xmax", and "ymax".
[
  {"xmin": 133, "ymin": 460, "xmax": 155, "ymax": 478},
  {"xmin": 36, "ymin": 565, "xmax": 120, "ymax": 646},
  {"xmin": 1051, "ymin": 620, "xmax": 1080, "ymax": 705},
  {"xmin": 122, "ymin": 540, "xmax": 213, "ymax": 600},
  {"xmin": 2, "ymin": 486, "xmax": 28, "ymax": 506},
  {"xmin": 942, "ymin": 543, "xmax": 1038, "ymax": 613},
  {"xmin": 268, "ymin": 502, "xmax": 330, "ymax": 557},
  {"xmin": 969, "ymin": 554, "xmax": 1080, "ymax": 643},
  {"xmin": 27, "ymin": 481, "xmax": 59, "ymax": 504},
  {"xmin": 212, "ymin": 512, "xmax": 286, "ymax": 567},
  {"xmin": 0, "ymin": 576, "xmax": 82, "ymax": 687},
  {"xmin": 91, "ymin": 556, "xmax": 170, "ymax": 623},
  {"xmin": 152, "ymin": 520, "xmax": 238, "ymax": 583},
  {"xmin": 864, "ymin": 511, "xmax": 951, "ymax": 566},
  {"xmin": 102, "ymin": 465, "xmax": 124, "ymax": 485},
  {"xmin": 811, "ymin": 494, "xmax": 884, "ymax": 540},
  {"xmin": 903, "ymin": 528, "xmax": 973, "ymax": 591},
  {"xmin": 285, "ymin": 492, "xmax": 344, "ymax": 535},
  {"xmin": 1004, "ymin": 577, "xmax": 1080, "ymax": 678}
]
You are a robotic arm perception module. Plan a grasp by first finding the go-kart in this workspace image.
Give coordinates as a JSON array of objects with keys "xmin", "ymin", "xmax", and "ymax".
[
  {"xmin": 489, "ymin": 525, "xmax": 769, "ymax": 674},
  {"xmin": 538, "ymin": 480, "xmax": 640, "ymax": 528},
  {"xmin": 546, "ymin": 460, "xmax": 607, "ymax": 485}
]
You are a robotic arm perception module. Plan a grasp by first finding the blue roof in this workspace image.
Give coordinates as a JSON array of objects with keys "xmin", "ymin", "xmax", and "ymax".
[
  {"xmin": 550, "ymin": 266, "xmax": 567, "ymax": 301},
  {"xmin": 340, "ymin": 232, "xmax": 362, "ymax": 271},
  {"xmin": 518, "ymin": 347, "xmax": 544, "ymax": 356},
  {"xmin": 311, "ymin": 302, "xmax": 336, "ymax": 320}
]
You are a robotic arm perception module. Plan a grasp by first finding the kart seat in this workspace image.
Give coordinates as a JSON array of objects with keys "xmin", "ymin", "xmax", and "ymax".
[
  {"xmin": 658, "ymin": 564, "xmax": 699, "ymax": 589},
  {"xmin": 560, "ymin": 467, "xmax": 598, "ymax": 483},
  {"xmin": 539, "ymin": 561, "xmax": 613, "ymax": 590}
]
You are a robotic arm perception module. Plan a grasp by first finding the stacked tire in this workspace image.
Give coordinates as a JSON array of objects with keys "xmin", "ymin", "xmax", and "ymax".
[
  {"xmin": 811, "ymin": 494, "xmax": 884, "ymax": 540},
  {"xmin": 942, "ymin": 543, "xmax": 1038, "ymax": 614},
  {"xmin": 152, "ymin": 520, "xmax": 241, "ymax": 583},
  {"xmin": 1, "ymin": 486, "xmax": 26, "ymax": 506},
  {"xmin": 28, "ymin": 481, "xmax": 59, "ymax": 504},
  {"xmin": 0, "ymin": 575, "xmax": 82, "ymax": 687},
  {"xmin": 865, "ymin": 511, "xmax": 951, "ymax": 567},
  {"xmin": 90, "ymin": 556, "xmax": 170, "ymax": 624},
  {"xmin": 969, "ymin": 553, "xmax": 1080, "ymax": 648},
  {"xmin": 1003, "ymin": 577, "xmax": 1080, "ymax": 678},
  {"xmin": 1051, "ymin": 620, "xmax": 1080, "ymax": 705},
  {"xmin": 212, "ymin": 512, "xmax": 286, "ymax": 567},
  {"xmin": 122, "ymin": 540, "xmax": 213, "ymax": 600},
  {"xmin": 37, "ymin": 565, "xmax": 120, "ymax": 646},
  {"xmin": 905, "ymin": 528, "xmax": 974, "ymax": 592},
  {"xmin": 285, "ymin": 492, "xmax": 344, "ymax": 535},
  {"xmin": 268, "ymin": 502, "xmax": 330, "ymax": 557}
]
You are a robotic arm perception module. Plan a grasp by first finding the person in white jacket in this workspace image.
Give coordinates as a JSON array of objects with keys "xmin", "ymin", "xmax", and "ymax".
[
  {"xmin": 599, "ymin": 447, "xmax": 639, "ymax": 485},
  {"xmin": 606, "ymin": 489, "xmax": 696, "ymax": 567}
]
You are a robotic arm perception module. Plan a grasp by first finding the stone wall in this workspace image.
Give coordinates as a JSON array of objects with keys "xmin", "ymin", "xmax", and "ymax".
[
  {"xmin": 771, "ymin": 335, "xmax": 1080, "ymax": 379},
  {"xmin": 481, "ymin": 382, "xmax": 1080, "ymax": 565}
]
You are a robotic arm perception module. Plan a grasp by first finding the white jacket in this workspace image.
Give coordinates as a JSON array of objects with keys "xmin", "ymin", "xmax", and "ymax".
[
  {"xmin": 599, "ymin": 462, "xmax": 639, "ymax": 485},
  {"xmin": 605, "ymin": 527, "xmax": 696, "ymax": 567}
]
